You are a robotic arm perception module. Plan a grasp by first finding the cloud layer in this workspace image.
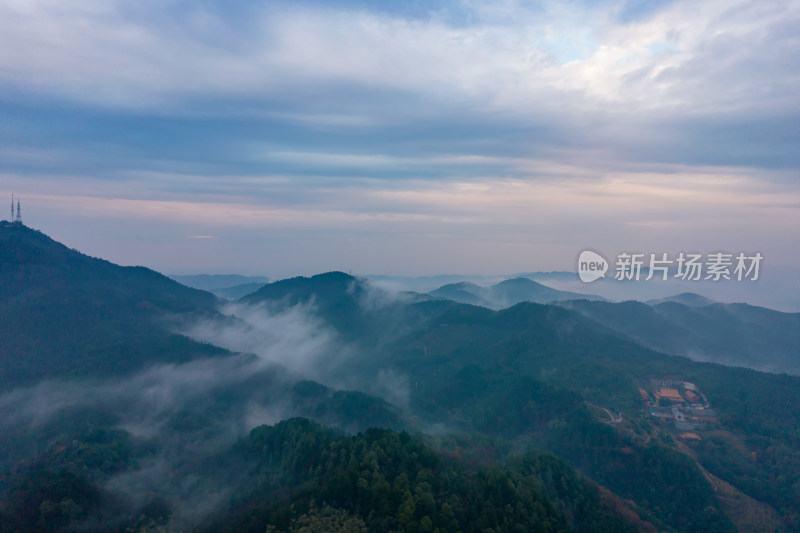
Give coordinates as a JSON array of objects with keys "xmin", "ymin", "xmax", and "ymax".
[
  {"xmin": 1, "ymin": 0, "xmax": 798, "ymax": 279},
  {"xmin": 0, "ymin": 297, "xmax": 408, "ymax": 528}
]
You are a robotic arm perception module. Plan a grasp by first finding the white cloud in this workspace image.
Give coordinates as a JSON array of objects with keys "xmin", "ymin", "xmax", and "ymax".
[
  {"xmin": 1, "ymin": 0, "xmax": 798, "ymax": 279},
  {"xmin": 1, "ymin": 0, "xmax": 796, "ymax": 118}
]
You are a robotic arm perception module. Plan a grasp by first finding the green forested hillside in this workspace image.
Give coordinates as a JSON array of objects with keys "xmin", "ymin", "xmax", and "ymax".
[
  {"xmin": 377, "ymin": 300, "xmax": 800, "ymax": 529},
  {"xmin": 0, "ymin": 223, "xmax": 226, "ymax": 386},
  {"xmin": 556, "ymin": 299, "xmax": 800, "ymax": 375},
  {"xmin": 240, "ymin": 272, "xmax": 800, "ymax": 530},
  {"xmin": 0, "ymin": 418, "xmax": 649, "ymax": 533},
  {"xmin": 217, "ymin": 418, "xmax": 643, "ymax": 533}
]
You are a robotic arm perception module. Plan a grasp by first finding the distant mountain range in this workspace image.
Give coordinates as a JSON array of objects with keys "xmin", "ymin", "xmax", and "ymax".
[
  {"xmin": 646, "ymin": 292, "xmax": 717, "ymax": 307},
  {"xmin": 557, "ymin": 298, "xmax": 800, "ymax": 375},
  {"xmin": 170, "ymin": 274, "xmax": 270, "ymax": 291},
  {"xmin": 428, "ymin": 277, "xmax": 605, "ymax": 308},
  {"xmin": 171, "ymin": 274, "xmax": 269, "ymax": 299},
  {"xmin": 422, "ymin": 275, "xmax": 800, "ymax": 375}
]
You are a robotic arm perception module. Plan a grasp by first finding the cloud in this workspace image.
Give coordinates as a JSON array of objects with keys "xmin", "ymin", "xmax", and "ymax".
[
  {"xmin": 183, "ymin": 301, "xmax": 343, "ymax": 382},
  {"xmin": 3, "ymin": 158, "xmax": 798, "ymax": 279},
  {"xmin": 3, "ymin": 0, "xmax": 798, "ymax": 170},
  {"xmin": 0, "ymin": 299, "xmax": 350, "ymax": 453},
  {"xmin": 2, "ymin": 0, "xmax": 796, "ymax": 117},
  {"xmin": 0, "ymin": 0, "xmax": 797, "ymax": 280},
  {"xmin": 0, "ymin": 297, "xmax": 409, "ymax": 529},
  {"xmin": 0, "ymin": 355, "xmax": 280, "ymax": 528}
]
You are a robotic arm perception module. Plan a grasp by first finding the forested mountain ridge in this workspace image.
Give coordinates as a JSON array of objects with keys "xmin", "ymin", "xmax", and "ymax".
[
  {"xmin": 421, "ymin": 270, "xmax": 800, "ymax": 376},
  {"xmin": 0, "ymin": 223, "xmax": 216, "ymax": 308},
  {"xmin": 209, "ymin": 418, "xmax": 648, "ymax": 533},
  {"xmin": 556, "ymin": 299, "xmax": 800, "ymax": 375},
  {"xmin": 0, "ymin": 223, "xmax": 226, "ymax": 387}
]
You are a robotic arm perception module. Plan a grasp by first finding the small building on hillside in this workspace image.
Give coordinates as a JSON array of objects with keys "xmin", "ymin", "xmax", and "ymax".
[
  {"xmin": 684, "ymin": 390, "xmax": 700, "ymax": 404},
  {"xmin": 654, "ymin": 387, "xmax": 684, "ymax": 404}
]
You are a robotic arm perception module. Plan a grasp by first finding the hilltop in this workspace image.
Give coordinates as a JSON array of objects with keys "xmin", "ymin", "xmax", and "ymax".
[{"xmin": 0, "ymin": 223, "xmax": 225, "ymax": 386}]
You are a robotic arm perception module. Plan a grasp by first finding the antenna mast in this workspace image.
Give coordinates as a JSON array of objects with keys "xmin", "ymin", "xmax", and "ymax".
[
  {"xmin": 15, "ymin": 197, "xmax": 21, "ymax": 224},
  {"xmin": 10, "ymin": 194, "xmax": 14, "ymax": 221}
]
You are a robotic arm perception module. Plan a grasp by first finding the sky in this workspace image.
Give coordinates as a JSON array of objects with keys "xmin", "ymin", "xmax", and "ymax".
[{"xmin": 1, "ymin": 0, "xmax": 799, "ymax": 285}]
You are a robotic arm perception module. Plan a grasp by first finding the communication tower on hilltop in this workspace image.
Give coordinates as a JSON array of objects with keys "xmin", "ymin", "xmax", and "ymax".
[{"xmin": 9, "ymin": 195, "xmax": 22, "ymax": 224}]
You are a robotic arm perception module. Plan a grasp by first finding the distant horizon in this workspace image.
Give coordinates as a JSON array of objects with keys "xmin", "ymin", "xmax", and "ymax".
[{"xmin": 6, "ymin": 217, "xmax": 796, "ymax": 311}]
